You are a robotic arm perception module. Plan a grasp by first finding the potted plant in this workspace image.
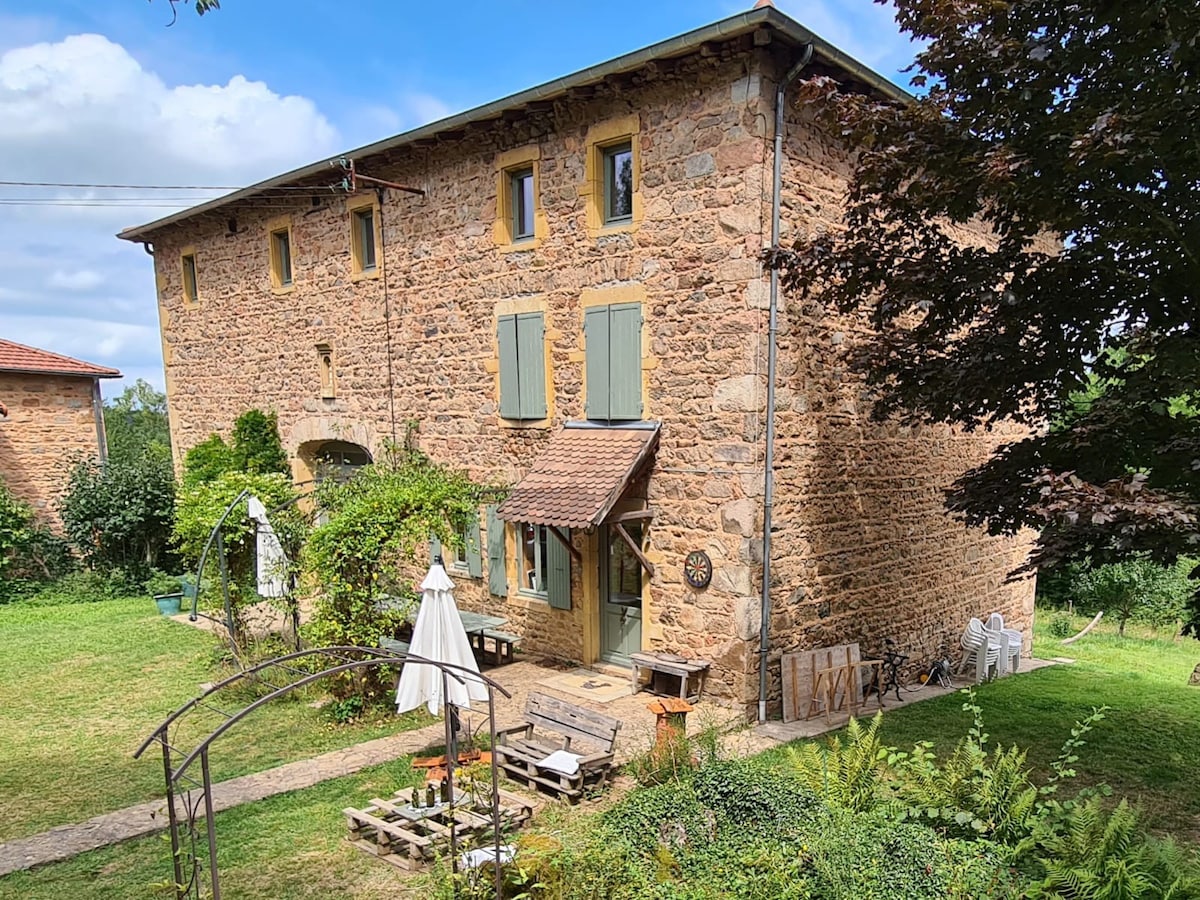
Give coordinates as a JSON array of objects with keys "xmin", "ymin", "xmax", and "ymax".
[{"xmin": 146, "ymin": 570, "xmax": 185, "ymax": 616}]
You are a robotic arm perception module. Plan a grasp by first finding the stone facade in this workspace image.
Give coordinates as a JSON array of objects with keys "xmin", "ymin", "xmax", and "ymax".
[
  {"xmin": 0, "ymin": 373, "xmax": 104, "ymax": 528},
  {"xmin": 135, "ymin": 32, "xmax": 1034, "ymax": 716}
]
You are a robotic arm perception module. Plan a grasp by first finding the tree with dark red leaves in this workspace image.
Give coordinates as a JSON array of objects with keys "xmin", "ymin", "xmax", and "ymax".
[{"xmin": 766, "ymin": 1, "xmax": 1200, "ymax": 632}]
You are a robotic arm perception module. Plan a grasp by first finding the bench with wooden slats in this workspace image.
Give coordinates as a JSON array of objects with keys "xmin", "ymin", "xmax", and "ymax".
[
  {"xmin": 378, "ymin": 637, "xmax": 411, "ymax": 656},
  {"xmin": 493, "ymin": 692, "xmax": 620, "ymax": 801}
]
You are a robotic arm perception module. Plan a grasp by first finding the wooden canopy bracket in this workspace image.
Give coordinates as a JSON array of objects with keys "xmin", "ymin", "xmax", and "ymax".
[
  {"xmin": 547, "ymin": 526, "xmax": 582, "ymax": 563},
  {"xmin": 614, "ymin": 523, "xmax": 655, "ymax": 578},
  {"xmin": 607, "ymin": 508, "xmax": 656, "ymax": 524}
]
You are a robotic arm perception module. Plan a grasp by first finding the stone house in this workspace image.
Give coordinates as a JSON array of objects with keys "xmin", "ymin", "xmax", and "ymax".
[
  {"xmin": 119, "ymin": 5, "xmax": 1034, "ymax": 716},
  {"xmin": 0, "ymin": 338, "xmax": 120, "ymax": 527}
]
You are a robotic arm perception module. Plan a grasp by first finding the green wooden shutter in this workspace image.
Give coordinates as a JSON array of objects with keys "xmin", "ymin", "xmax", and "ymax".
[
  {"xmin": 584, "ymin": 306, "xmax": 610, "ymax": 420},
  {"xmin": 515, "ymin": 312, "xmax": 547, "ymax": 419},
  {"xmin": 485, "ymin": 505, "xmax": 507, "ymax": 598},
  {"xmin": 466, "ymin": 516, "xmax": 483, "ymax": 578},
  {"xmin": 609, "ymin": 302, "xmax": 643, "ymax": 420},
  {"xmin": 497, "ymin": 314, "xmax": 521, "ymax": 419},
  {"xmin": 546, "ymin": 528, "xmax": 572, "ymax": 610},
  {"xmin": 429, "ymin": 534, "xmax": 442, "ymax": 563}
]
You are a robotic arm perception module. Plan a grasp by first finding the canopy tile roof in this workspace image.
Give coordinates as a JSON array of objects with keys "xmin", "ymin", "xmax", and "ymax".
[
  {"xmin": 0, "ymin": 338, "xmax": 121, "ymax": 379},
  {"xmin": 497, "ymin": 423, "xmax": 661, "ymax": 529}
]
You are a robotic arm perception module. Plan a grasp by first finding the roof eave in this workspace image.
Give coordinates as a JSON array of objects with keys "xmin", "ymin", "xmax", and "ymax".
[
  {"xmin": 117, "ymin": 7, "xmax": 910, "ymax": 243},
  {"xmin": 0, "ymin": 367, "xmax": 121, "ymax": 379}
]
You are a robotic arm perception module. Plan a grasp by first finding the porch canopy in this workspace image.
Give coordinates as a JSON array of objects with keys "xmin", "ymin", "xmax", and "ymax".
[{"xmin": 496, "ymin": 421, "xmax": 660, "ymax": 533}]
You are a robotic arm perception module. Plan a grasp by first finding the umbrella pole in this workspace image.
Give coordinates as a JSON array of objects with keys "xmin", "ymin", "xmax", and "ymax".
[
  {"xmin": 444, "ymin": 671, "xmax": 457, "ymax": 875},
  {"xmin": 488, "ymin": 684, "xmax": 503, "ymax": 900}
]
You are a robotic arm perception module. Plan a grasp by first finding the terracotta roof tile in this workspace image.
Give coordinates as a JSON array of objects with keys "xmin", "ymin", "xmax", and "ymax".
[
  {"xmin": 497, "ymin": 423, "xmax": 660, "ymax": 529},
  {"xmin": 0, "ymin": 338, "xmax": 121, "ymax": 379}
]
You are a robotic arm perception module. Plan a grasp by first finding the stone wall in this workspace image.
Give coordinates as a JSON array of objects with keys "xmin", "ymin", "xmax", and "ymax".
[
  {"xmin": 144, "ymin": 38, "xmax": 1035, "ymax": 714},
  {"xmin": 0, "ymin": 373, "xmax": 101, "ymax": 528}
]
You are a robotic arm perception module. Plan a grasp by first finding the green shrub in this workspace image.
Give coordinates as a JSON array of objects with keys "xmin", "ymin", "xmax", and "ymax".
[
  {"xmin": 182, "ymin": 408, "xmax": 290, "ymax": 486},
  {"xmin": 1038, "ymin": 557, "xmax": 1196, "ymax": 634},
  {"xmin": 24, "ymin": 569, "xmax": 139, "ymax": 606},
  {"xmin": 0, "ymin": 478, "xmax": 73, "ymax": 602},
  {"xmin": 58, "ymin": 448, "xmax": 176, "ymax": 582},
  {"xmin": 693, "ymin": 757, "xmax": 818, "ymax": 826},
  {"xmin": 1047, "ymin": 613, "xmax": 1074, "ymax": 639},
  {"xmin": 596, "ymin": 782, "xmax": 710, "ymax": 855}
]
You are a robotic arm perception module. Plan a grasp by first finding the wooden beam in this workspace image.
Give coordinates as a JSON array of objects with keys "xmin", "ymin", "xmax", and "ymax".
[
  {"xmin": 607, "ymin": 509, "xmax": 656, "ymax": 524},
  {"xmin": 547, "ymin": 526, "xmax": 582, "ymax": 563},
  {"xmin": 614, "ymin": 523, "xmax": 655, "ymax": 578}
]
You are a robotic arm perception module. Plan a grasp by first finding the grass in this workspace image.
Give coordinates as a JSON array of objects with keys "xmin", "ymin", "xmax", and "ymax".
[
  {"xmin": 0, "ymin": 596, "xmax": 430, "ymax": 842},
  {"xmin": 762, "ymin": 613, "xmax": 1200, "ymax": 840},
  {"xmin": 0, "ymin": 758, "xmax": 429, "ymax": 900}
]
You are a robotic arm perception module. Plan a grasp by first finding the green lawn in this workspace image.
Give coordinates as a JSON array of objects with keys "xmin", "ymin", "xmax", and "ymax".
[
  {"xmin": 763, "ymin": 615, "xmax": 1200, "ymax": 841},
  {"xmin": 0, "ymin": 759, "xmax": 426, "ymax": 900},
  {"xmin": 0, "ymin": 597, "xmax": 428, "ymax": 842}
]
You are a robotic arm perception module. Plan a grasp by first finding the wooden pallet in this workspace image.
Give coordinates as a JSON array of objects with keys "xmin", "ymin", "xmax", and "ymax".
[{"xmin": 344, "ymin": 786, "xmax": 533, "ymax": 870}]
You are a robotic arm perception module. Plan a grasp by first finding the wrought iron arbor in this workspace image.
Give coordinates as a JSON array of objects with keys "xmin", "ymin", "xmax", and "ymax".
[{"xmin": 135, "ymin": 647, "xmax": 511, "ymax": 899}]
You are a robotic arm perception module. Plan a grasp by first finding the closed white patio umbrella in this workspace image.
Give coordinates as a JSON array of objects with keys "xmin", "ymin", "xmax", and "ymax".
[{"xmin": 395, "ymin": 562, "xmax": 488, "ymax": 715}]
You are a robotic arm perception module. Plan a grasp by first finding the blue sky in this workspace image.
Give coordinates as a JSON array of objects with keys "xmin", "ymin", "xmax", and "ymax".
[{"xmin": 0, "ymin": 0, "xmax": 917, "ymax": 397}]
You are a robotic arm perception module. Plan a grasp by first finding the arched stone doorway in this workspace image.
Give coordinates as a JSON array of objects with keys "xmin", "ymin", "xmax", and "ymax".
[{"xmin": 300, "ymin": 439, "xmax": 372, "ymax": 485}]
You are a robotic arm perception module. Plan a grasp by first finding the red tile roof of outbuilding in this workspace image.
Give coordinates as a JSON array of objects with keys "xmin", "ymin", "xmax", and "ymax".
[{"xmin": 0, "ymin": 338, "xmax": 121, "ymax": 379}]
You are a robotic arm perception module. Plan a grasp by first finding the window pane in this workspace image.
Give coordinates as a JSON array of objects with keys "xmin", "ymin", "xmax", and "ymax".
[
  {"xmin": 182, "ymin": 255, "xmax": 197, "ymax": 303},
  {"xmin": 604, "ymin": 144, "xmax": 633, "ymax": 223},
  {"xmin": 356, "ymin": 210, "xmax": 376, "ymax": 270},
  {"xmin": 273, "ymin": 230, "xmax": 292, "ymax": 285},
  {"xmin": 609, "ymin": 522, "xmax": 642, "ymax": 601},
  {"xmin": 511, "ymin": 169, "xmax": 534, "ymax": 239},
  {"xmin": 518, "ymin": 523, "xmax": 549, "ymax": 594}
]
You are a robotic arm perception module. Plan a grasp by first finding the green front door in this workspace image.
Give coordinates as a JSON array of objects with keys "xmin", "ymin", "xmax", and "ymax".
[{"xmin": 600, "ymin": 523, "xmax": 643, "ymax": 664}]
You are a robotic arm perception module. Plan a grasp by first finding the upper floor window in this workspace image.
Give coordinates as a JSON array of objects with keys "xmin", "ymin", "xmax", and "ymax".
[
  {"xmin": 602, "ymin": 142, "xmax": 633, "ymax": 225},
  {"xmin": 497, "ymin": 311, "xmax": 547, "ymax": 421},
  {"xmin": 270, "ymin": 226, "xmax": 293, "ymax": 288},
  {"xmin": 510, "ymin": 168, "xmax": 535, "ymax": 241},
  {"xmin": 584, "ymin": 302, "xmax": 643, "ymax": 421},
  {"xmin": 584, "ymin": 115, "xmax": 640, "ymax": 237},
  {"xmin": 352, "ymin": 207, "xmax": 377, "ymax": 271},
  {"xmin": 181, "ymin": 252, "xmax": 198, "ymax": 307}
]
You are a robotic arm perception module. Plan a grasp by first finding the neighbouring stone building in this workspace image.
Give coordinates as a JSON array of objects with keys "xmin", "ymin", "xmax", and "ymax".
[
  {"xmin": 0, "ymin": 338, "xmax": 120, "ymax": 527},
  {"xmin": 120, "ymin": 5, "xmax": 1035, "ymax": 716}
]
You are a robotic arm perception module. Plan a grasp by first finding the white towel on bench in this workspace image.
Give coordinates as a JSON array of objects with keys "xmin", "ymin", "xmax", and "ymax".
[
  {"xmin": 537, "ymin": 749, "xmax": 583, "ymax": 775},
  {"xmin": 461, "ymin": 845, "xmax": 514, "ymax": 869}
]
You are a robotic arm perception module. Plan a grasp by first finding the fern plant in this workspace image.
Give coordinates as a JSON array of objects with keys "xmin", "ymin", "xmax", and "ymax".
[
  {"xmin": 1029, "ymin": 796, "xmax": 1200, "ymax": 900},
  {"xmin": 789, "ymin": 713, "xmax": 888, "ymax": 812}
]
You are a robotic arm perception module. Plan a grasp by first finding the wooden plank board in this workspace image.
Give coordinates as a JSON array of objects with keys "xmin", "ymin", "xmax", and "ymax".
[
  {"xmin": 525, "ymin": 692, "xmax": 620, "ymax": 749},
  {"xmin": 781, "ymin": 644, "xmax": 861, "ymax": 723}
]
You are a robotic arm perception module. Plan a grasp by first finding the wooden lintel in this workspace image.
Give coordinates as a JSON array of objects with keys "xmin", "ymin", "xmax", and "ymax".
[
  {"xmin": 547, "ymin": 526, "xmax": 582, "ymax": 563},
  {"xmin": 607, "ymin": 509, "xmax": 656, "ymax": 524},
  {"xmin": 524, "ymin": 100, "xmax": 556, "ymax": 112},
  {"xmin": 614, "ymin": 523, "xmax": 655, "ymax": 579}
]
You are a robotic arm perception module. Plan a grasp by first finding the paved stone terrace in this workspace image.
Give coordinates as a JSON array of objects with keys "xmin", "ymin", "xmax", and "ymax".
[{"xmin": 0, "ymin": 655, "xmax": 1053, "ymax": 876}]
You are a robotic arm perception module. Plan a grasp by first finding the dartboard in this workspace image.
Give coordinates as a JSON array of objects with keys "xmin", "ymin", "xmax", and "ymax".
[{"xmin": 683, "ymin": 550, "xmax": 713, "ymax": 589}]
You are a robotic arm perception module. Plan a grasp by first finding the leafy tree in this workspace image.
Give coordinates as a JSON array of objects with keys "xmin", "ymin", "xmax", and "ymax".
[
  {"xmin": 182, "ymin": 409, "xmax": 289, "ymax": 485},
  {"xmin": 768, "ymin": 2, "xmax": 1200, "ymax": 629},
  {"xmin": 103, "ymin": 379, "xmax": 170, "ymax": 463},
  {"xmin": 58, "ymin": 448, "xmax": 177, "ymax": 581},
  {"xmin": 1075, "ymin": 557, "xmax": 1194, "ymax": 637}
]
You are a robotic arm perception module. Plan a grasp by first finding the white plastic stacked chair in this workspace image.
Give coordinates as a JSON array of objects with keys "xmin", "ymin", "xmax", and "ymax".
[
  {"xmin": 987, "ymin": 612, "xmax": 1022, "ymax": 674},
  {"xmin": 958, "ymin": 617, "xmax": 1002, "ymax": 683}
]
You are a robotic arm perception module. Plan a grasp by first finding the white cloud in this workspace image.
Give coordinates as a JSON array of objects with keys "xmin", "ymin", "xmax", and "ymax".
[
  {"xmin": 0, "ymin": 33, "xmax": 343, "ymax": 399},
  {"xmin": 48, "ymin": 268, "xmax": 104, "ymax": 291},
  {"xmin": 400, "ymin": 91, "xmax": 452, "ymax": 127}
]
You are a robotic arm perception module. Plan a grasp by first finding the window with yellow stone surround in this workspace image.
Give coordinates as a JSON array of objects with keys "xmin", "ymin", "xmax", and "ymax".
[
  {"xmin": 348, "ymin": 194, "xmax": 382, "ymax": 280},
  {"xmin": 267, "ymin": 215, "xmax": 294, "ymax": 292},
  {"xmin": 494, "ymin": 144, "xmax": 547, "ymax": 251},
  {"xmin": 180, "ymin": 248, "xmax": 199, "ymax": 307},
  {"xmin": 583, "ymin": 114, "xmax": 642, "ymax": 238}
]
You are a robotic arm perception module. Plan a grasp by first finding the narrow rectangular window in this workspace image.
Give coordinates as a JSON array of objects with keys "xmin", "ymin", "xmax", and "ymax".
[
  {"xmin": 510, "ymin": 168, "xmax": 534, "ymax": 241},
  {"xmin": 517, "ymin": 523, "xmax": 550, "ymax": 595},
  {"xmin": 603, "ymin": 142, "xmax": 634, "ymax": 224},
  {"xmin": 316, "ymin": 343, "xmax": 335, "ymax": 399},
  {"xmin": 353, "ymin": 208, "xmax": 377, "ymax": 271},
  {"xmin": 270, "ymin": 228, "xmax": 293, "ymax": 286},
  {"xmin": 181, "ymin": 253, "xmax": 198, "ymax": 305}
]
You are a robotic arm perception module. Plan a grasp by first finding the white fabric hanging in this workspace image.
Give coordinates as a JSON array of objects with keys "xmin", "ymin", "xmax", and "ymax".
[
  {"xmin": 247, "ymin": 496, "xmax": 287, "ymax": 598},
  {"xmin": 395, "ymin": 563, "xmax": 488, "ymax": 715}
]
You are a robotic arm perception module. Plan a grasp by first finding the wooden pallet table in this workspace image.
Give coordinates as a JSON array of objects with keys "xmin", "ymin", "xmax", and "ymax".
[{"xmin": 343, "ymin": 786, "xmax": 533, "ymax": 870}]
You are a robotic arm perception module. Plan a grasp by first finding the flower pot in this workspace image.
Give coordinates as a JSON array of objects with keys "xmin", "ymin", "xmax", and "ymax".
[{"xmin": 154, "ymin": 592, "xmax": 184, "ymax": 616}]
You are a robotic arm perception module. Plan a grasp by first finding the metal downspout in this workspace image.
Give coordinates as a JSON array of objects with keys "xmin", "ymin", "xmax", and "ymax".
[{"xmin": 759, "ymin": 43, "xmax": 813, "ymax": 724}]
